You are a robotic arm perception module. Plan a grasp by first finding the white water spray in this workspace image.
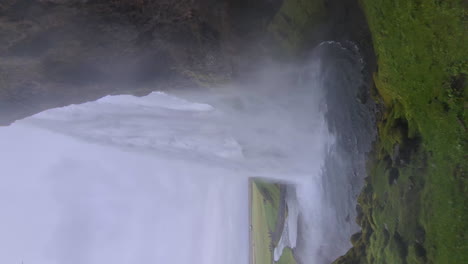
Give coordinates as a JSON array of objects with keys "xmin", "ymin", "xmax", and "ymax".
[{"xmin": 1, "ymin": 45, "xmax": 373, "ymax": 264}]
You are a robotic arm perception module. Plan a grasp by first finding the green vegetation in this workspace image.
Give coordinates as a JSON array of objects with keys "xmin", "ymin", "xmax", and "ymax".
[
  {"xmin": 251, "ymin": 179, "xmax": 297, "ymax": 264},
  {"xmin": 254, "ymin": 180, "xmax": 282, "ymax": 231},
  {"xmin": 252, "ymin": 182, "xmax": 273, "ymax": 264},
  {"xmin": 268, "ymin": 0, "xmax": 326, "ymax": 53},
  {"xmin": 277, "ymin": 247, "xmax": 297, "ymax": 264},
  {"xmin": 335, "ymin": 1, "xmax": 467, "ymax": 263}
]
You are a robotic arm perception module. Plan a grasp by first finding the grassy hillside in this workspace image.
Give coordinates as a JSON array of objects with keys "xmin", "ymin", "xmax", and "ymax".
[
  {"xmin": 251, "ymin": 182, "xmax": 273, "ymax": 264},
  {"xmin": 335, "ymin": 1, "xmax": 467, "ymax": 263},
  {"xmin": 250, "ymin": 180, "xmax": 297, "ymax": 264}
]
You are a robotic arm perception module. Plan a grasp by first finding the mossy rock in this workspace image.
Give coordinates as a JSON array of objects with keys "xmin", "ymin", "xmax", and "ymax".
[{"xmin": 268, "ymin": 0, "xmax": 326, "ymax": 53}]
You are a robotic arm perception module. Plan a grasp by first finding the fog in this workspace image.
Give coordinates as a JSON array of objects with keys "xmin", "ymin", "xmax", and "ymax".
[
  {"xmin": 0, "ymin": 43, "xmax": 374, "ymax": 264},
  {"xmin": 1, "ymin": 110, "xmax": 251, "ymax": 264}
]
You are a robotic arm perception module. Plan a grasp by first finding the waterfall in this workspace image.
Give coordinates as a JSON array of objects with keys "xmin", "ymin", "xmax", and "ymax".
[{"xmin": 0, "ymin": 43, "xmax": 374, "ymax": 264}]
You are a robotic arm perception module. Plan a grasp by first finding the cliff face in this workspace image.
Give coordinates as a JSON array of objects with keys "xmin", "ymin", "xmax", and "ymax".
[
  {"xmin": 334, "ymin": 1, "xmax": 467, "ymax": 263},
  {"xmin": 0, "ymin": 0, "xmax": 283, "ymax": 125}
]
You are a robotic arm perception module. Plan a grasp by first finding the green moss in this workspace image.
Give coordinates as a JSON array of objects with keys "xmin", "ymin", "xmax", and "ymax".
[
  {"xmin": 268, "ymin": 0, "xmax": 326, "ymax": 53},
  {"xmin": 337, "ymin": 0, "xmax": 467, "ymax": 263}
]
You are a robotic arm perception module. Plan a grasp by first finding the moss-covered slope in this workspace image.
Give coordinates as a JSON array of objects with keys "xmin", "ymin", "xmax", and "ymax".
[{"xmin": 335, "ymin": 1, "xmax": 467, "ymax": 263}]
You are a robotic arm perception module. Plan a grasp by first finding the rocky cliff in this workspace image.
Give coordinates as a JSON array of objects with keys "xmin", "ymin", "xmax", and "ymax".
[{"xmin": 0, "ymin": 0, "xmax": 283, "ymax": 125}]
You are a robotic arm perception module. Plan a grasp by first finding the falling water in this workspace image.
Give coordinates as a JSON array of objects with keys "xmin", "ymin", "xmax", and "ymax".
[{"xmin": 0, "ymin": 43, "xmax": 375, "ymax": 264}]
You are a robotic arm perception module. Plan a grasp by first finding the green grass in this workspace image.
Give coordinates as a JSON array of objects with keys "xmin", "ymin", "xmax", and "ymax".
[
  {"xmin": 254, "ymin": 180, "xmax": 281, "ymax": 232},
  {"xmin": 277, "ymin": 247, "xmax": 297, "ymax": 264},
  {"xmin": 334, "ymin": 1, "xmax": 467, "ymax": 263},
  {"xmin": 252, "ymin": 182, "xmax": 273, "ymax": 264},
  {"xmin": 251, "ymin": 180, "xmax": 297, "ymax": 264}
]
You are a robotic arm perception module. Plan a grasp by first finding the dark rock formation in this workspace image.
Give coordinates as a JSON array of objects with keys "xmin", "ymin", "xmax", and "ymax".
[
  {"xmin": 0, "ymin": 0, "xmax": 283, "ymax": 125},
  {"xmin": 0, "ymin": 0, "xmax": 374, "ymax": 126}
]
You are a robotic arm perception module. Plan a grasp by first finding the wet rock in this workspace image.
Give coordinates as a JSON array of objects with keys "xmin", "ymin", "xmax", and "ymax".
[{"xmin": 0, "ymin": 0, "xmax": 283, "ymax": 125}]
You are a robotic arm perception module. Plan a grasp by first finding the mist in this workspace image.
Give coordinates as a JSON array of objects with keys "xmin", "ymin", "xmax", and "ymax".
[
  {"xmin": 0, "ymin": 41, "xmax": 374, "ymax": 264},
  {"xmin": 1, "ymin": 115, "xmax": 249, "ymax": 264}
]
